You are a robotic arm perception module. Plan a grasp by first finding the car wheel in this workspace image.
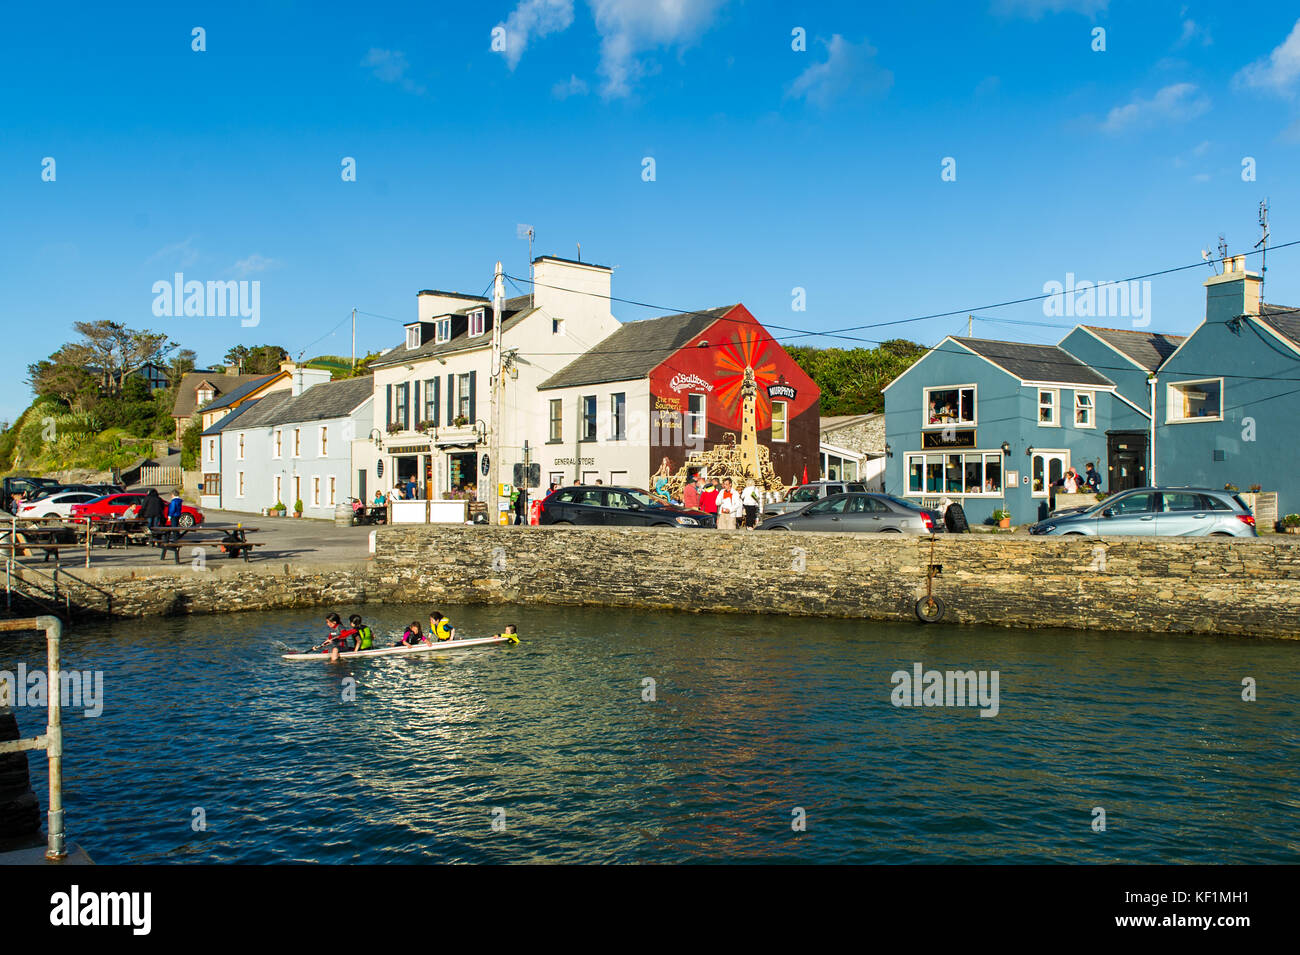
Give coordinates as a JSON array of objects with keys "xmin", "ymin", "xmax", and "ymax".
[
  {"xmin": 1065, "ymin": 531, "xmax": 1088, "ymax": 535},
  {"xmin": 177, "ymin": 513, "xmax": 195, "ymax": 528},
  {"xmin": 880, "ymin": 527, "xmax": 903, "ymax": 533},
  {"xmin": 43, "ymin": 513, "xmax": 59, "ymax": 519},
  {"xmin": 1210, "ymin": 532, "xmax": 1232, "ymax": 537},
  {"xmin": 651, "ymin": 522, "xmax": 674, "ymax": 528},
  {"xmin": 552, "ymin": 520, "xmax": 573, "ymax": 525}
]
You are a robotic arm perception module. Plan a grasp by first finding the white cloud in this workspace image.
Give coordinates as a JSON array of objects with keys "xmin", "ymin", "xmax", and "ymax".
[
  {"xmin": 362, "ymin": 49, "xmax": 425, "ymax": 94},
  {"xmin": 1234, "ymin": 17, "xmax": 1300, "ymax": 95},
  {"xmin": 496, "ymin": 0, "xmax": 575, "ymax": 71},
  {"xmin": 1099, "ymin": 83, "xmax": 1210, "ymax": 133},
  {"xmin": 232, "ymin": 254, "xmax": 281, "ymax": 277},
  {"xmin": 1175, "ymin": 17, "xmax": 1211, "ymax": 48},
  {"xmin": 991, "ymin": 0, "xmax": 1108, "ymax": 18},
  {"xmin": 589, "ymin": 0, "xmax": 727, "ymax": 99},
  {"xmin": 146, "ymin": 237, "xmax": 200, "ymax": 267},
  {"xmin": 552, "ymin": 73, "xmax": 589, "ymax": 99},
  {"xmin": 786, "ymin": 34, "xmax": 893, "ymax": 109}
]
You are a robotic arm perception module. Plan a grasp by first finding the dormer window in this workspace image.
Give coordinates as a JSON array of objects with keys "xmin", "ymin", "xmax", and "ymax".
[
  {"xmin": 436, "ymin": 318, "xmax": 451, "ymax": 343},
  {"xmin": 469, "ymin": 309, "xmax": 486, "ymax": 336},
  {"xmin": 405, "ymin": 325, "xmax": 421, "ymax": 349},
  {"xmin": 196, "ymin": 387, "xmax": 214, "ymax": 405}
]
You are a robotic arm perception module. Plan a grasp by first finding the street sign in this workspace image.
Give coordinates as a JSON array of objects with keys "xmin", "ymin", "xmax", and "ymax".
[
  {"xmin": 480, "ymin": 454, "xmax": 490, "ymax": 477},
  {"xmin": 513, "ymin": 463, "xmax": 541, "ymax": 488}
]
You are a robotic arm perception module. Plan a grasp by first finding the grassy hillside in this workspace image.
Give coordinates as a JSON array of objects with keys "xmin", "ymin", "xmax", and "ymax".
[{"xmin": 1, "ymin": 399, "xmax": 156, "ymax": 477}]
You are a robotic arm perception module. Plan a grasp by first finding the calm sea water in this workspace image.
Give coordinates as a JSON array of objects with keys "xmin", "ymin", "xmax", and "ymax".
[{"xmin": 8, "ymin": 605, "xmax": 1299, "ymax": 864}]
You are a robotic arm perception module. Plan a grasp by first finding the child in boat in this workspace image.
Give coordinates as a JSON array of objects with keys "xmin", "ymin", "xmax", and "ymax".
[
  {"xmin": 395, "ymin": 621, "xmax": 426, "ymax": 647},
  {"xmin": 429, "ymin": 611, "xmax": 455, "ymax": 642},
  {"xmin": 319, "ymin": 612, "xmax": 354, "ymax": 661},
  {"xmin": 349, "ymin": 614, "xmax": 374, "ymax": 651}
]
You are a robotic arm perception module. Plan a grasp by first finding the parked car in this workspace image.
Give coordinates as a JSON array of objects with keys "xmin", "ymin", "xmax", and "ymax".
[
  {"xmin": 539, "ymin": 485, "xmax": 714, "ymax": 528},
  {"xmin": 762, "ymin": 481, "xmax": 869, "ymax": 519},
  {"xmin": 1028, "ymin": 487, "xmax": 1257, "ymax": 537},
  {"xmin": 761, "ymin": 492, "xmax": 942, "ymax": 534},
  {"xmin": 1, "ymin": 475, "xmax": 62, "ymax": 511},
  {"xmin": 27, "ymin": 483, "xmax": 124, "ymax": 502},
  {"xmin": 17, "ymin": 490, "xmax": 108, "ymax": 521},
  {"xmin": 70, "ymin": 493, "xmax": 205, "ymax": 528}
]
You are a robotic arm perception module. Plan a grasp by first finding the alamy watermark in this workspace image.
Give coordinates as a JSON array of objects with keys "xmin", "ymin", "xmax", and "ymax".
[
  {"xmin": 0, "ymin": 664, "xmax": 104, "ymax": 718},
  {"xmin": 151, "ymin": 272, "xmax": 260, "ymax": 327},
  {"xmin": 1042, "ymin": 273, "xmax": 1151, "ymax": 327},
  {"xmin": 890, "ymin": 662, "xmax": 999, "ymax": 718}
]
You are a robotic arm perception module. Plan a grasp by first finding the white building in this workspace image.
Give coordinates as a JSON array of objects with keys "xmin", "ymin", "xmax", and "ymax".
[{"xmin": 356, "ymin": 256, "xmax": 620, "ymax": 509}]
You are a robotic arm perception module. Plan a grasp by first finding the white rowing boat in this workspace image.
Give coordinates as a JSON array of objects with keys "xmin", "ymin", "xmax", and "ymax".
[{"xmin": 281, "ymin": 635, "xmax": 512, "ymax": 661}]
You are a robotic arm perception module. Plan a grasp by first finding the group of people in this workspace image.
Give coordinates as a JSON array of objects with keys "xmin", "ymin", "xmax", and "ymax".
[
  {"xmin": 122, "ymin": 489, "xmax": 185, "ymax": 528},
  {"xmin": 312, "ymin": 610, "xmax": 519, "ymax": 660},
  {"xmin": 679, "ymin": 475, "xmax": 761, "ymax": 530},
  {"xmin": 1056, "ymin": 462, "xmax": 1103, "ymax": 495}
]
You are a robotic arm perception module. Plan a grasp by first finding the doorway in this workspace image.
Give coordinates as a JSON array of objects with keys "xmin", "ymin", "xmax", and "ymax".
[
  {"xmin": 1106, "ymin": 432, "xmax": 1148, "ymax": 493},
  {"xmin": 1031, "ymin": 451, "xmax": 1068, "ymax": 497}
]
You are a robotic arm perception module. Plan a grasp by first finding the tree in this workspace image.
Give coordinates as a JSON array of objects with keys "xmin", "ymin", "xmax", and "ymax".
[
  {"xmin": 167, "ymin": 349, "xmax": 197, "ymax": 387},
  {"xmin": 27, "ymin": 355, "xmax": 99, "ymax": 411},
  {"xmin": 224, "ymin": 344, "xmax": 287, "ymax": 375},
  {"xmin": 786, "ymin": 339, "xmax": 927, "ymax": 415},
  {"xmin": 59, "ymin": 321, "xmax": 176, "ymax": 395}
]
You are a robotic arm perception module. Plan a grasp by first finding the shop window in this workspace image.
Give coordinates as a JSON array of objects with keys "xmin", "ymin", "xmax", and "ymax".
[{"xmin": 924, "ymin": 385, "xmax": 976, "ymax": 427}]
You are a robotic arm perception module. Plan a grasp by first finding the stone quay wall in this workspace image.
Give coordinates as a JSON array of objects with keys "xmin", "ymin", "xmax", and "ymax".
[{"xmin": 10, "ymin": 528, "xmax": 1300, "ymax": 640}]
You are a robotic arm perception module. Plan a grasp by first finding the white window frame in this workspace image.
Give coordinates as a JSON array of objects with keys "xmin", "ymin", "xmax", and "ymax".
[
  {"xmin": 1074, "ymin": 390, "xmax": 1095, "ymax": 429},
  {"xmin": 274, "ymin": 475, "xmax": 282, "ymax": 505},
  {"xmin": 312, "ymin": 476, "xmax": 321, "ymax": 507},
  {"xmin": 293, "ymin": 428, "xmax": 301, "ymax": 457},
  {"xmin": 328, "ymin": 476, "xmax": 336, "ymax": 506},
  {"xmin": 319, "ymin": 426, "xmax": 328, "ymax": 457},
  {"xmin": 468, "ymin": 309, "xmax": 486, "ymax": 336},
  {"xmin": 405, "ymin": 325, "xmax": 421, "ymax": 349},
  {"xmin": 552, "ymin": 318, "xmax": 565, "ymax": 336},
  {"xmin": 237, "ymin": 471, "xmax": 245, "ymax": 497},
  {"xmin": 1166, "ymin": 377, "xmax": 1224, "ymax": 423},
  {"xmin": 923, "ymin": 384, "xmax": 977, "ymax": 430},
  {"xmin": 456, "ymin": 374, "xmax": 471, "ymax": 421},
  {"xmin": 435, "ymin": 318, "xmax": 451, "ymax": 344},
  {"xmin": 207, "ymin": 438, "xmax": 216, "ymax": 463},
  {"xmin": 1037, "ymin": 388, "xmax": 1059, "ymax": 427},
  {"xmin": 273, "ymin": 430, "xmax": 282, "ymax": 458},
  {"xmin": 237, "ymin": 432, "xmax": 245, "ymax": 460},
  {"xmin": 903, "ymin": 450, "xmax": 1006, "ymax": 497},
  {"xmin": 771, "ymin": 400, "xmax": 788, "ymax": 442},
  {"xmin": 1030, "ymin": 450, "xmax": 1070, "ymax": 498},
  {"xmin": 686, "ymin": 393, "xmax": 706, "ymax": 439}
]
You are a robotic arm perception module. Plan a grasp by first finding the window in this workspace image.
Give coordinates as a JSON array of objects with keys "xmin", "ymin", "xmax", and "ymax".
[
  {"xmin": 395, "ymin": 383, "xmax": 410, "ymax": 430},
  {"xmin": 329, "ymin": 477, "xmax": 336, "ymax": 506},
  {"xmin": 274, "ymin": 430, "xmax": 282, "ymax": 458},
  {"xmin": 806, "ymin": 497, "xmax": 850, "ymax": 515},
  {"xmin": 456, "ymin": 374, "xmax": 471, "ymax": 420},
  {"xmin": 423, "ymin": 379, "xmax": 438, "ymax": 422},
  {"xmin": 312, "ymin": 477, "xmax": 320, "ymax": 507},
  {"xmin": 1167, "ymin": 378, "xmax": 1223, "ymax": 422},
  {"xmin": 203, "ymin": 474, "xmax": 220, "ymax": 497},
  {"xmin": 237, "ymin": 433, "xmax": 245, "ymax": 459},
  {"xmin": 1038, "ymin": 389, "xmax": 1059, "ymax": 426},
  {"xmin": 292, "ymin": 428, "xmax": 301, "ymax": 456},
  {"xmin": 197, "ymin": 387, "xmax": 214, "ymax": 406},
  {"xmin": 686, "ymin": 393, "xmax": 706, "ymax": 439},
  {"xmin": 552, "ymin": 318, "xmax": 565, "ymax": 335},
  {"xmin": 436, "ymin": 318, "xmax": 451, "ymax": 343},
  {"xmin": 405, "ymin": 325, "xmax": 421, "ymax": 349},
  {"xmin": 207, "ymin": 438, "xmax": 216, "ymax": 462},
  {"xmin": 549, "ymin": 399, "xmax": 563, "ymax": 442},
  {"xmin": 469, "ymin": 310, "xmax": 486, "ymax": 336},
  {"xmin": 610, "ymin": 393, "xmax": 626, "ymax": 440},
  {"xmin": 319, "ymin": 426, "xmax": 328, "ymax": 457},
  {"xmin": 771, "ymin": 401, "xmax": 788, "ymax": 442},
  {"xmin": 1162, "ymin": 492, "xmax": 1204, "ymax": 512},
  {"xmin": 1075, "ymin": 391, "xmax": 1095, "ymax": 428},
  {"xmin": 274, "ymin": 475, "xmax": 282, "ymax": 504},
  {"xmin": 924, "ymin": 386, "xmax": 976, "ymax": 427},
  {"xmin": 581, "ymin": 395, "xmax": 597, "ymax": 441},
  {"xmin": 237, "ymin": 471, "xmax": 245, "ymax": 497},
  {"xmin": 905, "ymin": 452, "xmax": 1004, "ymax": 495}
]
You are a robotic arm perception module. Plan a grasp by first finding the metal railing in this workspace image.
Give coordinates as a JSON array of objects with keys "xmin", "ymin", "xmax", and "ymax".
[{"xmin": 0, "ymin": 615, "xmax": 66, "ymax": 861}]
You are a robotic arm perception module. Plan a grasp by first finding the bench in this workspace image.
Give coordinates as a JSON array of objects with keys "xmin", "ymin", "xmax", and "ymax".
[{"xmin": 215, "ymin": 540, "xmax": 266, "ymax": 562}]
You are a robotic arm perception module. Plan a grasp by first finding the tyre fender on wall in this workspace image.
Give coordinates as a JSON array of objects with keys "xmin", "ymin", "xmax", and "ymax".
[{"xmin": 915, "ymin": 595, "xmax": 945, "ymax": 624}]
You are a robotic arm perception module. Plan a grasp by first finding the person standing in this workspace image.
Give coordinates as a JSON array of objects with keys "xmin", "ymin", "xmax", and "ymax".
[
  {"xmin": 700, "ymin": 478, "xmax": 719, "ymax": 518},
  {"xmin": 682, "ymin": 476, "xmax": 701, "ymax": 511},
  {"xmin": 166, "ymin": 492, "xmax": 184, "ymax": 527},
  {"xmin": 716, "ymin": 478, "xmax": 741, "ymax": 530},
  {"xmin": 741, "ymin": 480, "xmax": 760, "ymax": 530},
  {"xmin": 1083, "ymin": 462, "xmax": 1102, "ymax": 492},
  {"xmin": 140, "ymin": 489, "xmax": 165, "ymax": 529}
]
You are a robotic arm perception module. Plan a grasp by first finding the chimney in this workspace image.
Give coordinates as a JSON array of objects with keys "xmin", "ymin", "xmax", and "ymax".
[
  {"xmin": 530, "ymin": 255, "xmax": 614, "ymax": 327},
  {"xmin": 1204, "ymin": 255, "xmax": 1261, "ymax": 324}
]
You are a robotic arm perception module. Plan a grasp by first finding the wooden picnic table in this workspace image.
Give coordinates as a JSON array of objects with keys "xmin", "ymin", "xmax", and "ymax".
[{"xmin": 146, "ymin": 526, "xmax": 266, "ymax": 563}]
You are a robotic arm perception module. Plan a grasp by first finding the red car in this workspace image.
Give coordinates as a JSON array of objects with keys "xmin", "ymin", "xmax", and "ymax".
[{"xmin": 70, "ymin": 493, "xmax": 205, "ymax": 528}]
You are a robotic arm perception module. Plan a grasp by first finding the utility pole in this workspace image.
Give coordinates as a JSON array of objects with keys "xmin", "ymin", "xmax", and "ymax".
[
  {"xmin": 488, "ymin": 260, "xmax": 504, "ymax": 520},
  {"xmin": 968, "ymin": 314, "xmax": 973, "ymax": 337},
  {"xmin": 1256, "ymin": 199, "xmax": 1270, "ymax": 304},
  {"xmin": 351, "ymin": 307, "xmax": 356, "ymax": 374}
]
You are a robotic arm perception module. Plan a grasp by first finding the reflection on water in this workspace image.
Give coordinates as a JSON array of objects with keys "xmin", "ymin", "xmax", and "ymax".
[{"xmin": 6, "ymin": 605, "xmax": 1298, "ymax": 863}]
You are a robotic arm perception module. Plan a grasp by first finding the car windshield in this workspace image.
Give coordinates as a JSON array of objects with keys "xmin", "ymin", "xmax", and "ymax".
[
  {"xmin": 624, "ymin": 489, "xmax": 657, "ymax": 507},
  {"xmin": 789, "ymin": 486, "xmax": 821, "ymax": 502}
]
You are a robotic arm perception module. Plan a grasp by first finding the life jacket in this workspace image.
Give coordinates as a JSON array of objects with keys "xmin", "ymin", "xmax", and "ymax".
[
  {"xmin": 433, "ymin": 618, "xmax": 453, "ymax": 641},
  {"xmin": 331, "ymin": 627, "xmax": 357, "ymax": 650},
  {"xmin": 401, "ymin": 628, "xmax": 423, "ymax": 645},
  {"xmin": 354, "ymin": 625, "xmax": 373, "ymax": 651}
]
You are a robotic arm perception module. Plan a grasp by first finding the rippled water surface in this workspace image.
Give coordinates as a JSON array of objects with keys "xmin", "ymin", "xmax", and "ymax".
[{"xmin": 8, "ymin": 605, "xmax": 1299, "ymax": 863}]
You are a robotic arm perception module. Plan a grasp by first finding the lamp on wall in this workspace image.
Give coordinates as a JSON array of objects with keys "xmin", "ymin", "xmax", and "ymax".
[
  {"xmin": 884, "ymin": 443, "xmax": 893, "ymax": 458},
  {"xmin": 1001, "ymin": 441, "xmax": 1011, "ymax": 455},
  {"xmin": 368, "ymin": 428, "xmax": 384, "ymax": 451},
  {"xmin": 1026, "ymin": 446, "xmax": 1034, "ymax": 457}
]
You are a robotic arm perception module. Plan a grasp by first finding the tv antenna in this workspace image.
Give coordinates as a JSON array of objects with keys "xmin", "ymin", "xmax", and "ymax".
[
  {"xmin": 1255, "ymin": 199, "xmax": 1270, "ymax": 303},
  {"xmin": 517, "ymin": 224, "xmax": 534, "ymax": 307}
]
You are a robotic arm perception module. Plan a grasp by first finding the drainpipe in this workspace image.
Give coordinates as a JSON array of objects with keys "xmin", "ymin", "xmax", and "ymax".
[{"xmin": 1148, "ymin": 373, "xmax": 1157, "ymax": 486}]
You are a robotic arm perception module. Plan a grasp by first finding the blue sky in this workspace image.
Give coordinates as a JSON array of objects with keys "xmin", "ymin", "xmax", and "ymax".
[{"xmin": 2, "ymin": 0, "xmax": 1299, "ymax": 421}]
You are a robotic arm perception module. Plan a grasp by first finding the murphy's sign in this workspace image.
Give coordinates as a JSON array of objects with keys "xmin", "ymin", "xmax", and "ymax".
[{"xmin": 767, "ymin": 382, "xmax": 797, "ymax": 400}]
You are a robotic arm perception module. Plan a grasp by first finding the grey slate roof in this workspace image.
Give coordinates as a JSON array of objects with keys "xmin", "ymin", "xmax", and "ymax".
[
  {"xmin": 1081, "ymin": 326, "xmax": 1185, "ymax": 373},
  {"xmin": 200, "ymin": 401, "xmax": 259, "ymax": 436},
  {"xmin": 172, "ymin": 371, "xmax": 270, "ymax": 419},
  {"xmin": 1258, "ymin": 303, "xmax": 1300, "ymax": 347},
  {"xmin": 369, "ymin": 294, "xmax": 535, "ymax": 369},
  {"xmin": 952, "ymin": 337, "xmax": 1115, "ymax": 387},
  {"xmin": 215, "ymin": 392, "xmax": 293, "ymax": 430},
  {"xmin": 538, "ymin": 306, "xmax": 736, "ymax": 390},
  {"xmin": 263, "ymin": 376, "xmax": 374, "ymax": 427}
]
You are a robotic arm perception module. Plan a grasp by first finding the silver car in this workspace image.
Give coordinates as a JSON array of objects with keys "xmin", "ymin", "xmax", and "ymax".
[
  {"xmin": 762, "ymin": 481, "xmax": 868, "ymax": 519},
  {"xmin": 761, "ymin": 492, "xmax": 942, "ymax": 534},
  {"xmin": 1029, "ymin": 487, "xmax": 1258, "ymax": 537}
]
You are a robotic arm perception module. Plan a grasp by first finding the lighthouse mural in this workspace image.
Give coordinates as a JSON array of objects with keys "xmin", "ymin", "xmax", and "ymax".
[{"xmin": 647, "ymin": 305, "xmax": 820, "ymax": 492}]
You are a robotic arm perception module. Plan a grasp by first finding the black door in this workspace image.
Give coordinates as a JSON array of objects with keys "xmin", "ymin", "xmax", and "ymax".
[{"xmin": 1106, "ymin": 432, "xmax": 1148, "ymax": 492}]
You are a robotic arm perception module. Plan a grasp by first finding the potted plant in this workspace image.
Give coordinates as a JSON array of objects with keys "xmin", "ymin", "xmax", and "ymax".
[
  {"xmin": 1250, "ymin": 484, "xmax": 1262, "ymax": 494},
  {"xmin": 453, "ymin": 415, "xmax": 469, "ymax": 427},
  {"xmin": 386, "ymin": 421, "xmax": 403, "ymax": 434},
  {"xmin": 992, "ymin": 507, "xmax": 1011, "ymax": 529},
  {"xmin": 293, "ymin": 498, "xmax": 304, "ymax": 518},
  {"xmin": 271, "ymin": 501, "xmax": 286, "ymax": 517},
  {"xmin": 1224, "ymin": 483, "xmax": 1239, "ymax": 493},
  {"xmin": 417, "ymin": 419, "xmax": 436, "ymax": 432},
  {"xmin": 1282, "ymin": 514, "xmax": 1300, "ymax": 534}
]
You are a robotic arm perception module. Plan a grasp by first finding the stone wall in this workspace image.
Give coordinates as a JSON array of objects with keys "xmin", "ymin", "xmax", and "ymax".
[
  {"xmin": 372, "ymin": 526, "xmax": 1300, "ymax": 639},
  {"xmin": 13, "ymin": 528, "xmax": 1300, "ymax": 640}
]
